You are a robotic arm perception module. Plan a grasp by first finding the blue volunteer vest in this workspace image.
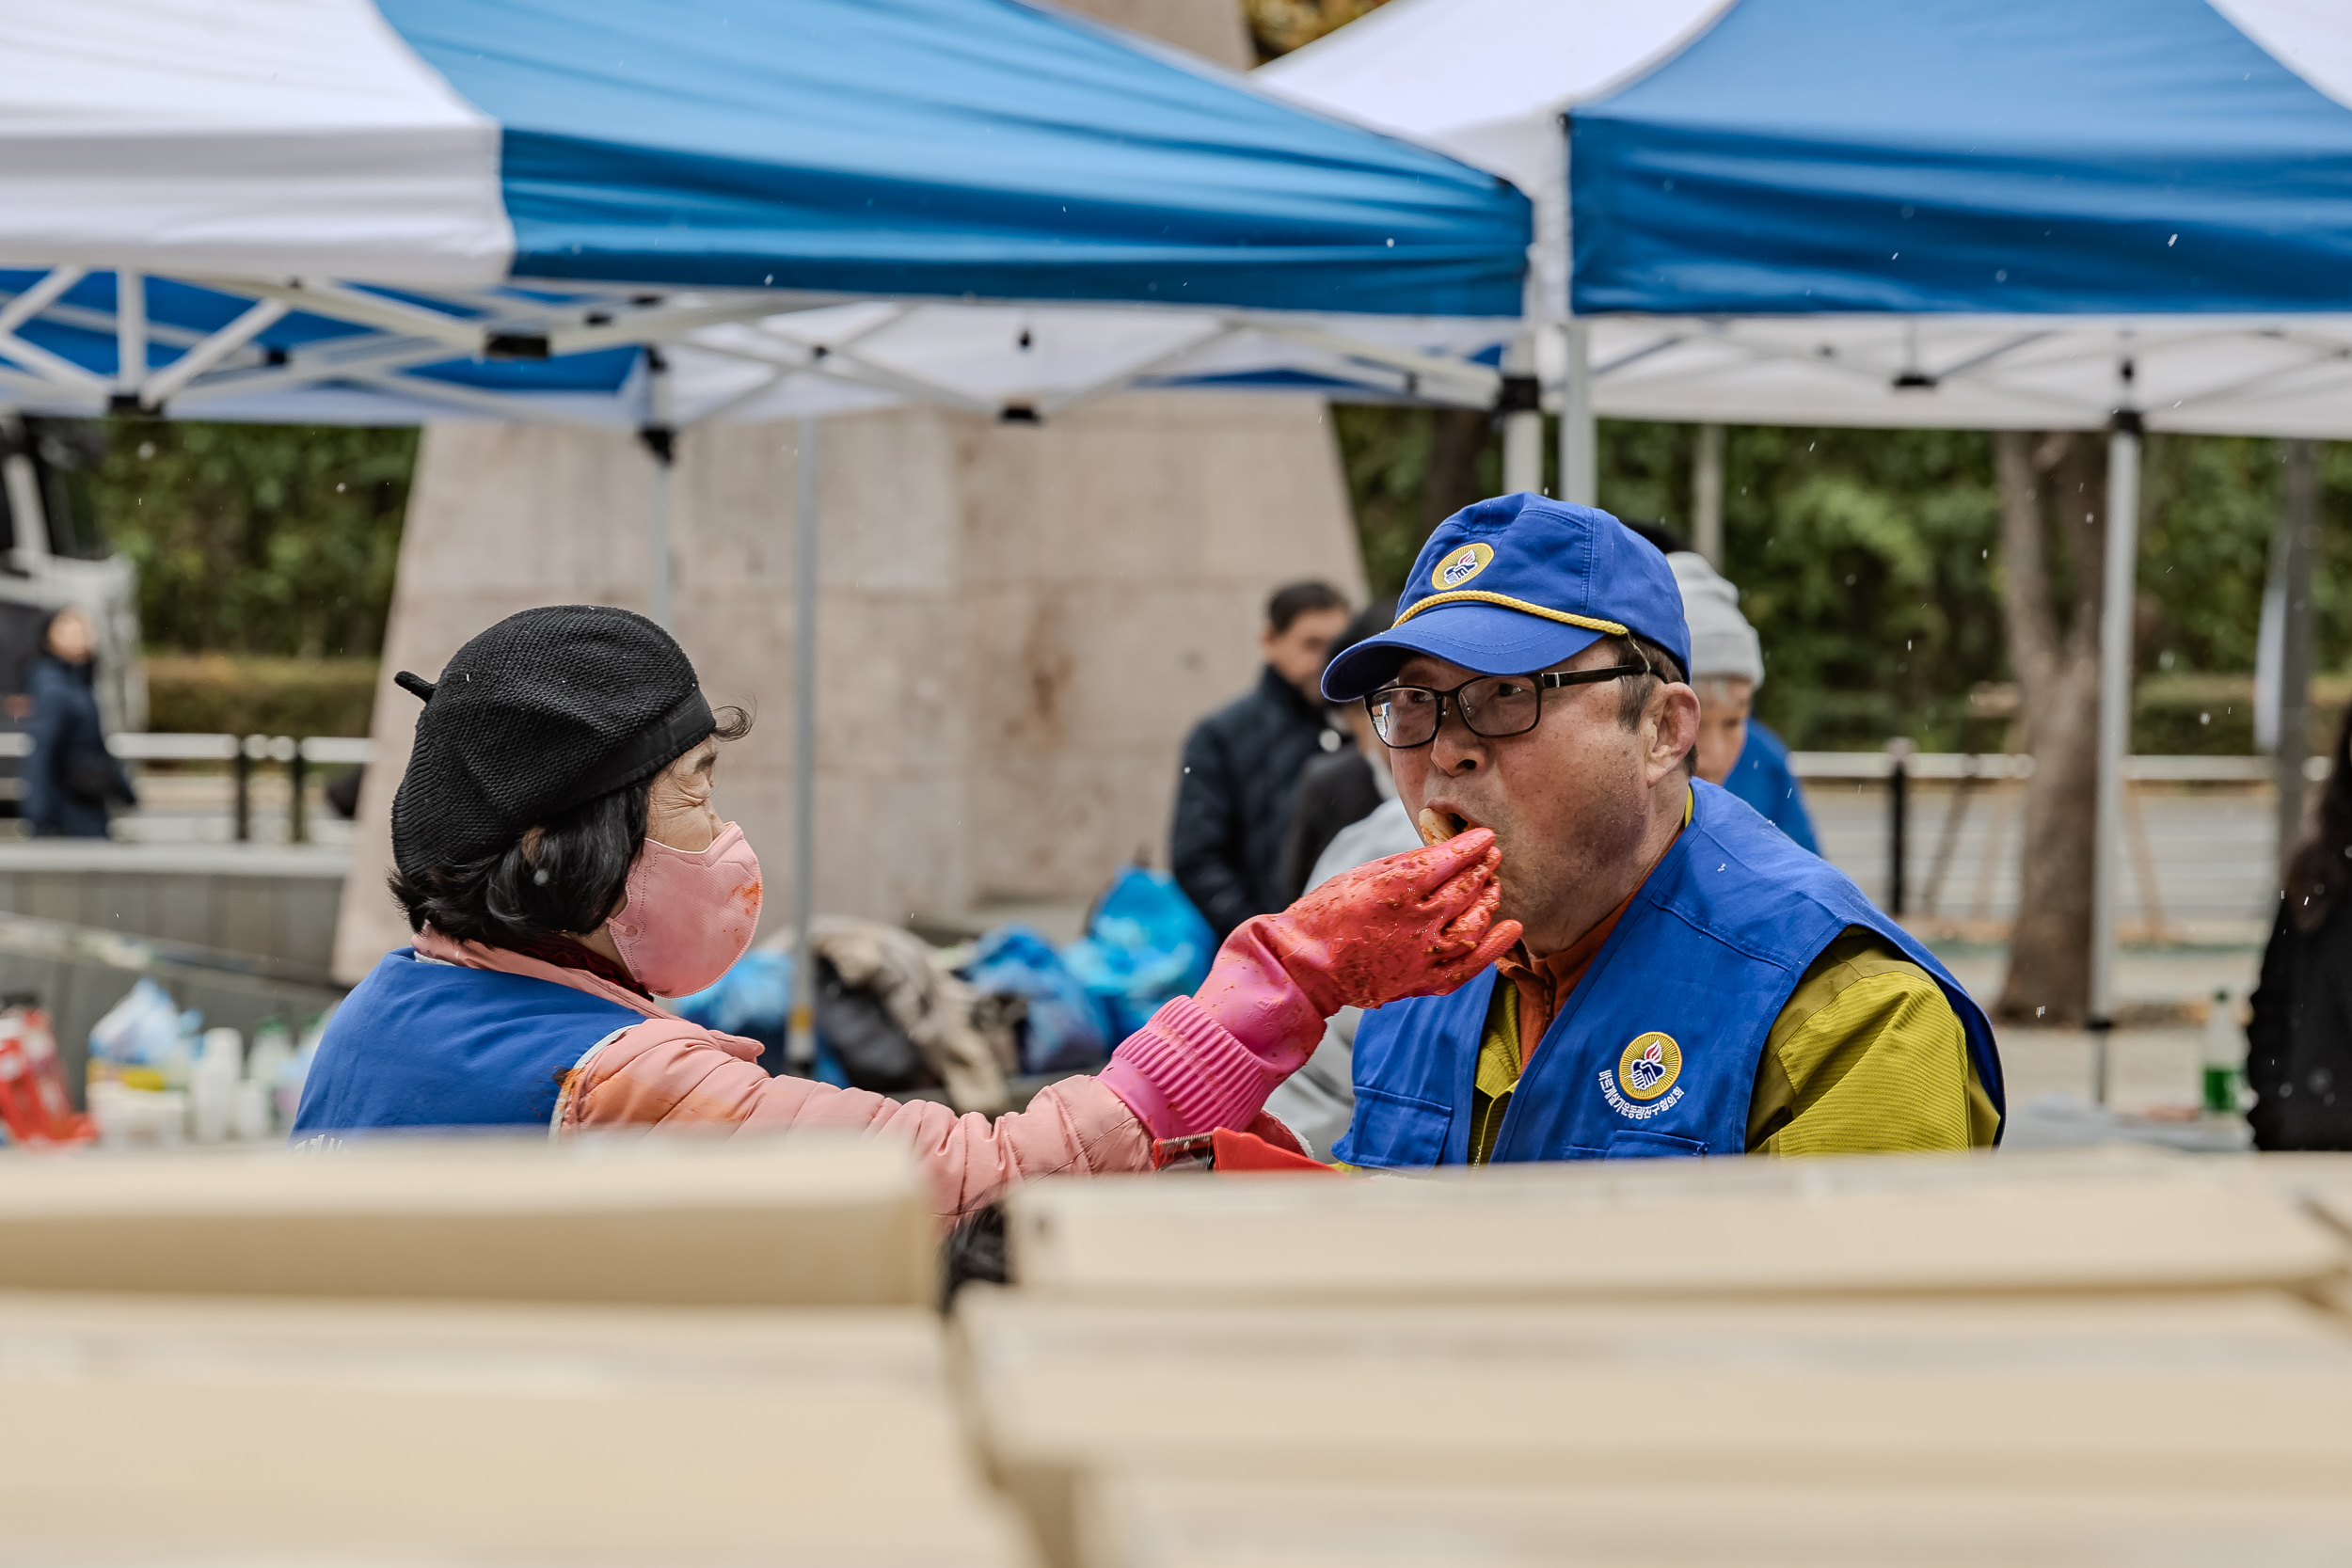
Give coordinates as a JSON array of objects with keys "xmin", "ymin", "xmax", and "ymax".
[
  {"xmin": 293, "ymin": 950, "xmax": 646, "ymax": 1136},
  {"xmin": 1332, "ymin": 782, "xmax": 2002, "ymax": 1166}
]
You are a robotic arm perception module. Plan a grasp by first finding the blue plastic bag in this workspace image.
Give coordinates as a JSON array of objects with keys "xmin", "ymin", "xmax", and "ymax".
[
  {"xmin": 670, "ymin": 948, "xmax": 850, "ymax": 1085},
  {"xmin": 1060, "ymin": 867, "xmax": 1216, "ymax": 1041},
  {"xmin": 961, "ymin": 926, "xmax": 1108, "ymax": 1074}
]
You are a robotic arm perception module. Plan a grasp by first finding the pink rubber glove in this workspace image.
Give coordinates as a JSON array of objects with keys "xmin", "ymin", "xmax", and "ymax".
[{"xmin": 1100, "ymin": 829, "xmax": 1520, "ymax": 1141}]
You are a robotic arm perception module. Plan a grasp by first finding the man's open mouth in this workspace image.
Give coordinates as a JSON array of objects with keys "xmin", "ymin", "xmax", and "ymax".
[{"xmin": 1415, "ymin": 807, "xmax": 1475, "ymax": 846}]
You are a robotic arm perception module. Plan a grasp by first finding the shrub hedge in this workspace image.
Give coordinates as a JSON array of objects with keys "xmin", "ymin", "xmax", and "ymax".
[{"xmin": 143, "ymin": 655, "xmax": 377, "ymax": 738}]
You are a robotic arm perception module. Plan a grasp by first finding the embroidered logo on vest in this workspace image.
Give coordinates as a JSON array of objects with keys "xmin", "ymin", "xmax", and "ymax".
[{"xmin": 1600, "ymin": 1032, "xmax": 1684, "ymax": 1119}]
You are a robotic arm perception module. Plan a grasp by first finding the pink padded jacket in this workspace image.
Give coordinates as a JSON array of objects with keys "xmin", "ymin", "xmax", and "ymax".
[{"xmin": 411, "ymin": 930, "xmax": 1152, "ymax": 1222}]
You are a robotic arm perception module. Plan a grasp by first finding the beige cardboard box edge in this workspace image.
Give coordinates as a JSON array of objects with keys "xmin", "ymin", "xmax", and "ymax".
[
  {"xmin": 0, "ymin": 1288, "xmax": 1032, "ymax": 1566},
  {"xmin": 1004, "ymin": 1153, "xmax": 2352, "ymax": 1302},
  {"xmin": 0, "ymin": 1133, "xmax": 939, "ymax": 1307}
]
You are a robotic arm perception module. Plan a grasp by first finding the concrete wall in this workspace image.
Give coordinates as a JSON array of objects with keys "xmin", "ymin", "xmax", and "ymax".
[
  {"xmin": 1059, "ymin": 0, "xmax": 1253, "ymax": 67},
  {"xmin": 334, "ymin": 395, "xmax": 1362, "ymax": 981}
]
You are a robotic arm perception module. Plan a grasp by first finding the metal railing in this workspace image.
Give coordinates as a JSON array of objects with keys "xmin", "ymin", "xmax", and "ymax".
[
  {"xmin": 0, "ymin": 732, "xmax": 374, "ymax": 843},
  {"xmin": 1791, "ymin": 748, "xmax": 2322, "ymax": 921},
  {"xmin": 1791, "ymin": 751, "xmax": 2328, "ymax": 783}
]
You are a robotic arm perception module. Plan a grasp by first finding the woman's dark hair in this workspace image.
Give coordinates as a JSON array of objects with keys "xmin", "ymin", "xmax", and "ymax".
[
  {"xmin": 2285, "ymin": 704, "xmax": 2352, "ymax": 934},
  {"xmin": 389, "ymin": 706, "xmax": 750, "ymax": 945}
]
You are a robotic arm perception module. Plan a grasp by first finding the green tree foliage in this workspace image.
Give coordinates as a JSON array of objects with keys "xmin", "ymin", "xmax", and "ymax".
[
  {"xmin": 1332, "ymin": 411, "xmax": 2345, "ymax": 752},
  {"xmin": 1605, "ymin": 422, "xmax": 2007, "ymax": 751},
  {"xmin": 70, "ymin": 420, "xmax": 415, "ymax": 658},
  {"xmin": 1334, "ymin": 405, "xmax": 1502, "ymax": 596}
]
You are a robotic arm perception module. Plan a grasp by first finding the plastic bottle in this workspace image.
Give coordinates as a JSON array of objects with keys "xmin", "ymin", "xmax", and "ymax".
[
  {"xmin": 189, "ymin": 1026, "xmax": 243, "ymax": 1143},
  {"xmin": 276, "ymin": 1012, "xmax": 327, "ymax": 1131},
  {"xmin": 2202, "ymin": 988, "xmax": 2245, "ymax": 1115},
  {"xmin": 231, "ymin": 1080, "xmax": 272, "ymax": 1142},
  {"xmin": 244, "ymin": 1019, "xmax": 293, "ymax": 1134}
]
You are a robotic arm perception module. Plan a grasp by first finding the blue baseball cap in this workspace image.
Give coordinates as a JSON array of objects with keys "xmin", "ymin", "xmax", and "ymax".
[{"xmin": 1323, "ymin": 493, "xmax": 1692, "ymax": 702}]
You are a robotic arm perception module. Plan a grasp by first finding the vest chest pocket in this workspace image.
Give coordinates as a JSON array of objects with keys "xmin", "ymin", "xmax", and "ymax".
[
  {"xmin": 1342, "ymin": 1085, "xmax": 1454, "ymax": 1169},
  {"xmin": 1602, "ymin": 1128, "xmax": 1709, "ymax": 1160}
]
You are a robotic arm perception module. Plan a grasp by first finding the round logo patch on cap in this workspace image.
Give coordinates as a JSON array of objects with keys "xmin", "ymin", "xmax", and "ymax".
[
  {"xmin": 1616, "ymin": 1032, "xmax": 1682, "ymax": 1101},
  {"xmin": 1430, "ymin": 542, "xmax": 1494, "ymax": 592}
]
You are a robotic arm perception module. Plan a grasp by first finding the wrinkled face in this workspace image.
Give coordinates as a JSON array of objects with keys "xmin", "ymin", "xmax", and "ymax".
[
  {"xmin": 1262, "ymin": 607, "xmax": 1350, "ymax": 699},
  {"xmin": 1381, "ymin": 640, "xmax": 1696, "ymax": 950},
  {"xmin": 645, "ymin": 738, "xmax": 722, "ymax": 851},
  {"xmin": 1692, "ymin": 676, "xmax": 1754, "ymax": 786},
  {"xmin": 46, "ymin": 609, "xmax": 92, "ymax": 663}
]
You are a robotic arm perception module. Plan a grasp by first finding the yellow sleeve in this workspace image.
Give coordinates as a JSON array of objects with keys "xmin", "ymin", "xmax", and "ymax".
[{"xmin": 1746, "ymin": 928, "xmax": 1998, "ymax": 1156}]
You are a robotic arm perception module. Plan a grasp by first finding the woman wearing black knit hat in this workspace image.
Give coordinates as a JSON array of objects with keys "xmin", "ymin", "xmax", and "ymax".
[{"xmin": 294, "ymin": 606, "xmax": 1518, "ymax": 1219}]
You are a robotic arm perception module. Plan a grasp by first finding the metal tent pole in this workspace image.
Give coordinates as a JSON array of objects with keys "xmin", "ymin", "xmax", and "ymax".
[
  {"xmin": 786, "ymin": 416, "xmax": 821, "ymax": 1072},
  {"xmin": 643, "ymin": 349, "xmax": 675, "ymax": 630},
  {"xmin": 1501, "ymin": 334, "xmax": 1543, "ymax": 494},
  {"xmin": 2086, "ymin": 408, "xmax": 2143, "ymax": 1102},
  {"xmin": 1692, "ymin": 423, "xmax": 1725, "ymax": 563},
  {"xmin": 1559, "ymin": 322, "xmax": 1596, "ymax": 505}
]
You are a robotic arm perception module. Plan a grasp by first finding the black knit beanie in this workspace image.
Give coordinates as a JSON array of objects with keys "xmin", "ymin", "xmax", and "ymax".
[{"xmin": 389, "ymin": 606, "xmax": 714, "ymax": 884}]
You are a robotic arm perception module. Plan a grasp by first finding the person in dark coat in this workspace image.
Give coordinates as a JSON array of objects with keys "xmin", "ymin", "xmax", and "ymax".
[
  {"xmin": 2249, "ymin": 706, "xmax": 2352, "ymax": 1149},
  {"xmin": 23, "ymin": 607, "xmax": 133, "ymax": 839},
  {"xmin": 1278, "ymin": 603, "xmax": 1395, "ymax": 902},
  {"xmin": 1170, "ymin": 581, "xmax": 1350, "ymax": 937}
]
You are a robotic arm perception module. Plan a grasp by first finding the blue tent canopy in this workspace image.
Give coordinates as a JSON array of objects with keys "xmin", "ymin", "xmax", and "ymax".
[
  {"xmin": 0, "ymin": 0, "xmax": 1530, "ymax": 425},
  {"xmin": 389, "ymin": 0, "xmax": 1527, "ymax": 316},
  {"xmin": 1263, "ymin": 0, "xmax": 2352, "ymax": 436},
  {"xmin": 1571, "ymin": 0, "xmax": 2352, "ymax": 317}
]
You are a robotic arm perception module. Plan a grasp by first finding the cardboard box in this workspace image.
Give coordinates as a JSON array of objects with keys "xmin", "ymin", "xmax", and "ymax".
[
  {"xmin": 1006, "ymin": 1149, "xmax": 2349, "ymax": 1303},
  {"xmin": 0, "ymin": 1134, "xmax": 935, "ymax": 1307},
  {"xmin": 1078, "ymin": 1470, "xmax": 2352, "ymax": 1568},
  {"xmin": 957, "ymin": 1290, "xmax": 2352, "ymax": 1567},
  {"xmin": 0, "ymin": 1290, "xmax": 1028, "ymax": 1565}
]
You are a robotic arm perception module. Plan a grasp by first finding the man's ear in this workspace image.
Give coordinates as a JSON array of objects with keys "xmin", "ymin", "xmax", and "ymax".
[{"xmin": 1648, "ymin": 683, "xmax": 1701, "ymax": 783}]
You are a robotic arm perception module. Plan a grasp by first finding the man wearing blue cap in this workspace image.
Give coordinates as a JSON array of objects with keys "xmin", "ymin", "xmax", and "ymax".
[{"xmin": 1321, "ymin": 494, "xmax": 2002, "ymax": 1164}]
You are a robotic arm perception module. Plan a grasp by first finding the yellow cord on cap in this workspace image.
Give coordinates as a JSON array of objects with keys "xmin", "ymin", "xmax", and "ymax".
[{"xmin": 1394, "ymin": 589, "xmax": 1629, "ymax": 637}]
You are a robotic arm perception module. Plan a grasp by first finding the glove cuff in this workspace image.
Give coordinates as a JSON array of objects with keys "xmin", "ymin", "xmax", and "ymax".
[{"xmin": 1098, "ymin": 995, "xmax": 1290, "ymax": 1141}]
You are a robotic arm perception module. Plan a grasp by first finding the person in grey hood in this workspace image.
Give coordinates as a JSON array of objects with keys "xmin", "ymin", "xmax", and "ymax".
[{"xmin": 1668, "ymin": 552, "xmax": 1819, "ymax": 853}]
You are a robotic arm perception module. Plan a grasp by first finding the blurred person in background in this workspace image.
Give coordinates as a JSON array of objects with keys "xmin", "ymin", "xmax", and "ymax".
[
  {"xmin": 24, "ymin": 606, "xmax": 133, "ymax": 838},
  {"xmin": 1170, "ymin": 580, "xmax": 1350, "ymax": 937},
  {"xmin": 298, "ymin": 606, "xmax": 1518, "ymax": 1221},
  {"xmin": 1667, "ymin": 552, "xmax": 1820, "ymax": 852},
  {"xmin": 2249, "ymin": 706, "xmax": 2352, "ymax": 1149},
  {"xmin": 1278, "ymin": 602, "xmax": 1398, "ymax": 902}
]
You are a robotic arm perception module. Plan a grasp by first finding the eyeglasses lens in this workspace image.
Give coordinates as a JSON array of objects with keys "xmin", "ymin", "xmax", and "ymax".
[{"xmin": 1370, "ymin": 676, "xmax": 1543, "ymax": 746}]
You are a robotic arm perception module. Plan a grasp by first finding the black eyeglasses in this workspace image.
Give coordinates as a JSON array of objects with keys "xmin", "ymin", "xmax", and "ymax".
[{"xmin": 1364, "ymin": 656, "xmax": 1651, "ymax": 750}]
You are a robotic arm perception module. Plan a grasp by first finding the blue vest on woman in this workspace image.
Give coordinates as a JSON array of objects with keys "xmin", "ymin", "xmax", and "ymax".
[
  {"xmin": 1332, "ymin": 783, "xmax": 2002, "ymax": 1167},
  {"xmin": 294, "ymin": 950, "xmax": 644, "ymax": 1137}
]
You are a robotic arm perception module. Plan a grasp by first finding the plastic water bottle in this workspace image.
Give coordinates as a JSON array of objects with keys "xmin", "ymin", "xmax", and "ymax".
[
  {"xmin": 2202, "ymin": 989, "xmax": 2244, "ymax": 1115},
  {"xmin": 190, "ymin": 1027, "xmax": 243, "ymax": 1144}
]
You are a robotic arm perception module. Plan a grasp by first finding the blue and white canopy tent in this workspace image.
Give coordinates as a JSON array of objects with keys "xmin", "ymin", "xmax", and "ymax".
[
  {"xmin": 1264, "ymin": 0, "xmax": 2352, "ymax": 1049},
  {"xmin": 0, "ymin": 0, "xmax": 1530, "ymax": 431},
  {"xmin": 0, "ymin": 0, "xmax": 1533, "ymax": 1045},
  {"xmin": 1266, "ymin": 0, "xmax": 2352, "ymax": 444}
]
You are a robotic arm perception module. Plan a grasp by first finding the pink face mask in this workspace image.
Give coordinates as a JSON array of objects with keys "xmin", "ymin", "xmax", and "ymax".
[{"xmin": 608, "ymin": 822, "xmax": 764, "ymax": 998}]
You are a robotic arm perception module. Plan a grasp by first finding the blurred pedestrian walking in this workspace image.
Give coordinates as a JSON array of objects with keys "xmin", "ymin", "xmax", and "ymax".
[
  {"xmin": 1668, "ymin": 550, "xmax": 1819, "ymax": 852},
  {"xmin": 23, "ymin": 607, "xmax": 133, "ymax": 839},
  {"xmin": 1279, "ymin": 603, "xmax": 1396, "ymax": 903},
  {"xmin": 2249, "ymin": 707, "xmax": 2352, "ymax": 1149},
  {"xmin": 1170, "ymin": 581, "xmax": 1350, "ymax": 937}
]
